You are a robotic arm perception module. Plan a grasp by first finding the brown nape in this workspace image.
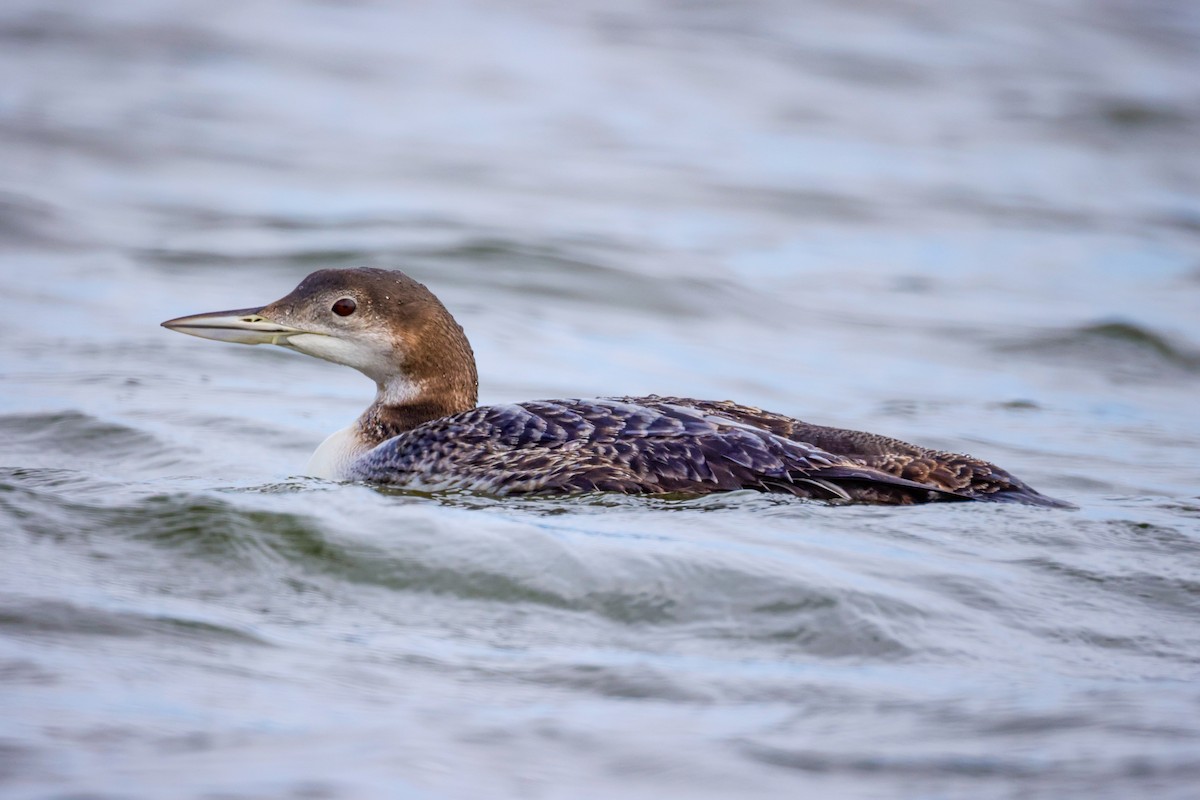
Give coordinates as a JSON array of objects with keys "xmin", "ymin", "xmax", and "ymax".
[{"xmin": 361, "ymin": 270, "xmax": 479, "ymax": 444}]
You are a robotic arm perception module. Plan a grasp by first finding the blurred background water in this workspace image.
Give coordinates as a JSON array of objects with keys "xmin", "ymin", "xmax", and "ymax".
[{"xmin": 2, "ymin": 1, "xmax": 1199, "ymax": 798}]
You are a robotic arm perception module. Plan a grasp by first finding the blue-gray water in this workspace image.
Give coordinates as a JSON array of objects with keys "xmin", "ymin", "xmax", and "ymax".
[{"xmin": 2, "ymin": 2, "xmax": 1200, "ymax": 798}]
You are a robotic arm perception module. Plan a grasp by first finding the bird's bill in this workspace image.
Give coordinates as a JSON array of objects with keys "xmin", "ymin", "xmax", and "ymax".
[{"xmin": 160, "ymin": 307, "xmax": 314, "ymax": 345}]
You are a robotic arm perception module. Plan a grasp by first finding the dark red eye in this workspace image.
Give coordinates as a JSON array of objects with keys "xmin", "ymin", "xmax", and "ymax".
[{"xmin": 332, "ymin": 297, "xmax": 357, "ymax": 317}]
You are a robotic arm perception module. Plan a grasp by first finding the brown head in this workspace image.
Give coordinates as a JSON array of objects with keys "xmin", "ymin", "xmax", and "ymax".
[{"xmin": 162, "ymin": 268, "xmax": 478, "ymax": 433}]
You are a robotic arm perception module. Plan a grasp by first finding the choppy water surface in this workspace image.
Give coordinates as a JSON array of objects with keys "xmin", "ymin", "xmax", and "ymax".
[{"xmin": 2, "ymin": 1, "xmax": 1200, "ymax": 798}]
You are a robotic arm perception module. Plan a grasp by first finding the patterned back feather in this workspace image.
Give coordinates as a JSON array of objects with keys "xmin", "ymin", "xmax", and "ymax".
[{"xmin": 350, "ymin": 395, "xmax": 1068, "ymax": 505}]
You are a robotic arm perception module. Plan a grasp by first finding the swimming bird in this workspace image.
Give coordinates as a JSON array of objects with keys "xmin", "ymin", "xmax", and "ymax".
[{"xmin": 162, "ymin": 268, "xmax": 1069, "ymax": 506}]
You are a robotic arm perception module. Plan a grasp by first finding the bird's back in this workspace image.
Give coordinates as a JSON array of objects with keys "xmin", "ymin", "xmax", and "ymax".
[{"xmin": 349, "ymin": 395, "xmax": 1069, "ymax": 506}]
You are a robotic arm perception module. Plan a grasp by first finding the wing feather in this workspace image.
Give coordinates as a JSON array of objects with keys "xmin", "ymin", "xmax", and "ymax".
[{"xmin": 351, "ymin": 397, "xmax": 988, "ymax": 503}]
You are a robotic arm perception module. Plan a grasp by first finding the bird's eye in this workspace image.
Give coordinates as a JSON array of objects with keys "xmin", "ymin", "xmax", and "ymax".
[{"xmin": 332, "ymin": 297, "xmax": 357, "ymax": 317}]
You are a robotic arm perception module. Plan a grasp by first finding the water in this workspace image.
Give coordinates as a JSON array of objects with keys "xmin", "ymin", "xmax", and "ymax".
[{"xmin": 2, "ymin": 1, "xmax": 1199, "ymax": 797}]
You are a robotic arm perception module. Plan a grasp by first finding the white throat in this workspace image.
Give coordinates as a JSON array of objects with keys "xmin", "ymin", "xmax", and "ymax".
[{"xmin": 377, "ymin": 374, "xmax": 423, "ymax": 406}]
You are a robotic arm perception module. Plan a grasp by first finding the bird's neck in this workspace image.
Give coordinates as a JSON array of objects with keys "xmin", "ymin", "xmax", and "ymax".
[
  {"xmin": 357, "ymin": 370, "xmax": 477, "ymax": 447},
  {"xmin": 356, "ymin": 293, "xmax": 480, "ymax": 446},
  {"xmin": 306, "ymin": 373, "xmax": 468, "ymax": 481}
]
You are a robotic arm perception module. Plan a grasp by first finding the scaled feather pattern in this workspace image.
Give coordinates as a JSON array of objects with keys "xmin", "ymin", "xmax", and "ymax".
[{"xmin": 352, "ymin": 396, "xmax": 1065, "ymax": 505}]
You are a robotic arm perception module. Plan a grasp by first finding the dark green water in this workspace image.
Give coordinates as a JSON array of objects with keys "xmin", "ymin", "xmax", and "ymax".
[{"xmin": 2, "ymin": 2, "xmax": 1199, "ymax": 798}]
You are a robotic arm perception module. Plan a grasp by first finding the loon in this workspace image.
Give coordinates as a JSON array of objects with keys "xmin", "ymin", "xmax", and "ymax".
[{"xmin": 162, "ymin": 267, "xmax": 1070, "ymax": 506}]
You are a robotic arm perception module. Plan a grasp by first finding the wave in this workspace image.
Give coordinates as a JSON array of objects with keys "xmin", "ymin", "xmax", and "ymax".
[{"xmin": 997, "ymin": 319, "xmax": 1200, "ymax": 380}]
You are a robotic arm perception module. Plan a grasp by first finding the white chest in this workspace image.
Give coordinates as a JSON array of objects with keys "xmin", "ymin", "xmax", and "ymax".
[{"xmin": 305, "ymin": 424, "xmax": 367, "ymax": 480}]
